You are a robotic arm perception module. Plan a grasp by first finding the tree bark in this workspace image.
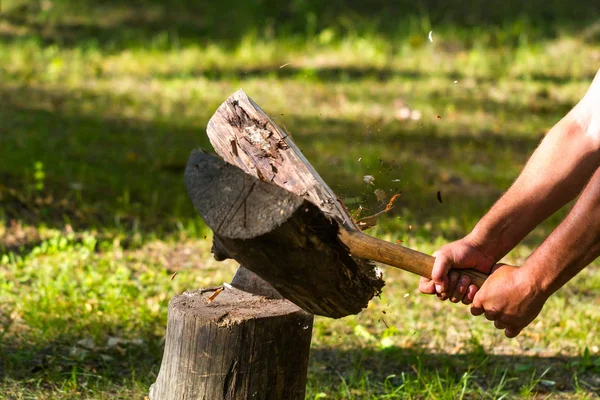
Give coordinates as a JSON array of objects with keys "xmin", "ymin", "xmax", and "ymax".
[{"xmin": 149, "ymin": 286, "xmax": 313, "ymax": 400}]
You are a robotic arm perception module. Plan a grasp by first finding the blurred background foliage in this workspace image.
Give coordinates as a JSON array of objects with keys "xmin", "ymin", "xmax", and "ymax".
[{"xmin": 0, "ymin": 1, "xmax": 599, "ymax": 398}]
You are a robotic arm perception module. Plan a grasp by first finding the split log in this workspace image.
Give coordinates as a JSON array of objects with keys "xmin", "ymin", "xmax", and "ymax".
[
  {"xmin": 185, "ymin": 150, "xmax": 380, "ymax": 318},
  {"xmin": 149, "ymin": 287, "xmax": 313, "ymax": 400}
]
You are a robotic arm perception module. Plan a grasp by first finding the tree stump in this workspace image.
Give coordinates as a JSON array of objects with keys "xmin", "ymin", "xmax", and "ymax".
[{"xmin": 149, "ymin": 287, "xmax": 313, "ymax": 400}]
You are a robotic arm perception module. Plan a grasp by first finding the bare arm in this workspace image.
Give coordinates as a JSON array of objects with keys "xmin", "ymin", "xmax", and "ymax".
[
  {"xmin": 427, "ymin": 70, "xmax": 600, "ymax": 295},
  {"xmin": 522, "ymin": 166, "xmax": 600, "ymax": 297},
  {"xmin": 468, "ymin": 111, "xmax": 600, "ymax": 262},
  {"xmin": 471, "ymin": 166, "xmax": 600, "ymax": 337}
]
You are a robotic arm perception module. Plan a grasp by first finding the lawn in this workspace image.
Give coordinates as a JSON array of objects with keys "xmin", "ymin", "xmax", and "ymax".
[{"xmin": 0, "ymin": 1, "xmax": 599, "ymax": 398}]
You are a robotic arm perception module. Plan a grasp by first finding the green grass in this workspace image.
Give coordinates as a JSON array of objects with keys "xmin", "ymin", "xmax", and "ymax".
[{"xmin": 1, "ymin": 1, "xmax": 600, "ymax": 398}]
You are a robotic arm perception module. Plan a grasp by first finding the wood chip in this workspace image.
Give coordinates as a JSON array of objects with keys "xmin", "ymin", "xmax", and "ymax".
[
  {"xmin": 356, "ymin": 209, "xmax": 388, "ymax": 230},
  {"xmin": 385, "ymin": 193, "xmax": 401, "ymax": 211},
  {"xmin": 207, "ymin": 287, "xmax": 224, "ymax": 303}
]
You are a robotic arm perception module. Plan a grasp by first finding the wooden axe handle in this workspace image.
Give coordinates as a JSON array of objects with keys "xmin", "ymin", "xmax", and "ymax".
[{"xmin": 339, "ymin": 229, "xmax": 488, "ymax": 288}]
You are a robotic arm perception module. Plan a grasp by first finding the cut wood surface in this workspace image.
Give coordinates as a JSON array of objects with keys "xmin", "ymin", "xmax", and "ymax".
[
  {"xmin": 149, "ymin": 286, "xmax": 313, "ymax": 400},
  {"xmin": 185, "ymin": 150, "xmax": 383, "ymax": 317},
  {"xmin": 207, "ymin": 89, "xmax": 355, "ymax": 227}
]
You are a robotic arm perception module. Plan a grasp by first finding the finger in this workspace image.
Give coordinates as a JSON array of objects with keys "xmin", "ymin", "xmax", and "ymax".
[
  {"xmin": 470, "ymin": 305, "xmax": 484, "ymax": 316},
  {"xmin": 466, "ymin": 284, "xmax": 479, "ymax": 303},
  {"xmin": 444, "ymin": 271, "xmax": 460, "ymax": 301},
  {"xmin": 419, "ymin": 277, "xmax": 436, "ymax": 294},
  {"xmin": 462, "ymin": 282, "xmax": 477, "ymax": 304},
  {"xmin": 431, "ymin": 252, "xmax": 451, "ymax": 293},
  {"xmin": 472, "ymin": 289, "xmax": 483, "ymax": 309},
  {"xmin": 484, "ymin": 310, "xmax": 499, "ymax": 321},
  {"xmin": 494, "ymin": 320, "xmax": 507, "ymax": 330},
  {"xmin": 490, "ymin": 263, "xmax": 506, "ymax": 274},
  {"xmin": 451, "ymin": 275, "xmax": 471, "ymax": 303},
  {"xmin": 504, "ymin": 327, "xmax": 521, "ymax": 338}
]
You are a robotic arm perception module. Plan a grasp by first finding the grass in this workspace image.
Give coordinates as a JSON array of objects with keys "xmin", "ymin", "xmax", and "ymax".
[{"xmin": 1, "ymin": 1, "xmax": 600, "ymax": 398}]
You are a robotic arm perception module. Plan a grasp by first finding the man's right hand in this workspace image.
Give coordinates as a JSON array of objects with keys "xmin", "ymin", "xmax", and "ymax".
[{"xmin": 419, "ymin": 237, "xmax": 496, "ymax": 304}]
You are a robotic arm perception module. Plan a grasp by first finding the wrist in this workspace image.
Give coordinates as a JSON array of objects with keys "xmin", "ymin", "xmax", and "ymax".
[
  {"xmin": 465, "ymin": 226, "xmax": 505, "ymax": 263},
  {"xmin": 518, "ymin": 257, "xmax": 556, "ymax": 299}
]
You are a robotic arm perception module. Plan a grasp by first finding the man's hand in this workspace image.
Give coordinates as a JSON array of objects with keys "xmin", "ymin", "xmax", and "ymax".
[
  {"xmin": 418, "ymin": 237, "xmax": 496, "ymax": 303},
  {"xmin": 471, "ymin": 264, "xmax": 548, "ymax": 338}
]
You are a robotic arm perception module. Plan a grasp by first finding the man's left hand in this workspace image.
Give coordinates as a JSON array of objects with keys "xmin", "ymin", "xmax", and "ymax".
[{"xmin": 471, "ymin": 264, "xmax": 548, "ymax": 338}]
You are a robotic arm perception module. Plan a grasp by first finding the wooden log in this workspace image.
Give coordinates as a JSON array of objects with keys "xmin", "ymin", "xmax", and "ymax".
[
  {"xmin": 185, "ymin": 150, "xmax": 381, "ymax": 317},
  {"xmin": 149, "ymin": 286, "xmax": 313, "ymax": 400},
  {"xmin": 205, "ymin": 89, "xmax": 384, "ymax": 300}
]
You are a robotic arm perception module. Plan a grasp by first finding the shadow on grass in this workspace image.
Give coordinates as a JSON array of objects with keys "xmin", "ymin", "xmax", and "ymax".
[
  {"xmin": 1, "ymin": 81, "xmax": 570, "ymax": 250},
  {"xmin": 0, "ymin": 333, "xmax": 164, "ymax": 393},
  {"xmin": 112, "ymin": 66, "xmax": 600, "ymax": 85},
  {"xmin": 309, "ymin": 346, "xmax": 600, "ymax": 396},
  {"xmin": 0, "ymin": 337, "xmax": 598, "ymax": 396},
  {"xmin": 1, "ymin": 0, "xmax": 600, "ymax": 50},
  {"xmin": 0, "ymin": 85, "xmax": 214, "ymax": 236}
]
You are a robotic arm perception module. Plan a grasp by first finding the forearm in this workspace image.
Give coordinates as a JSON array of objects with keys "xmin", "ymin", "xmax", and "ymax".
[
  {"xmin": 468, "ymin": 114, "xmax": 600, "ymax": 261},
  {"xmin": 523, "ymin": 167, "xmax": 600, "ymax": 296}
]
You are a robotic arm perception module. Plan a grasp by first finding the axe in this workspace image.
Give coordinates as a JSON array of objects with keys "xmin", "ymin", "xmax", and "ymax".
[{"xmin": 185, "ymin": 90, "xmax": 488, "ymax": 318}]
